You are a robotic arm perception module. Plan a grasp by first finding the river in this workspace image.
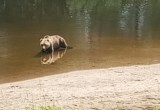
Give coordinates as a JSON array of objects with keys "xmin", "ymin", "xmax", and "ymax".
[{"xmin": 0, "ymin": 0, "xmax": 160, "ymax": 83}]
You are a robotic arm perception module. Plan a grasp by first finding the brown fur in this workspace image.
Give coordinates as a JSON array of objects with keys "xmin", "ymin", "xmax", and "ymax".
[{"xmin": 40, "ymin": 35, "xmax": 68, "ymax": 52}]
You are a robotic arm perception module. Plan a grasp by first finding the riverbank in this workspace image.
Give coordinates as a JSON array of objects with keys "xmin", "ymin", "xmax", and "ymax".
[{"xmin": 0, "ymin": 64, "xmax": 160, "ymax": 110}]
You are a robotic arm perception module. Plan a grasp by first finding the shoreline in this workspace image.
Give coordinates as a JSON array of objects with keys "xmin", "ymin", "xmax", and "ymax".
[{"xmin": 0, "ymin": 64, "xmax": 160, "ymax": 110}]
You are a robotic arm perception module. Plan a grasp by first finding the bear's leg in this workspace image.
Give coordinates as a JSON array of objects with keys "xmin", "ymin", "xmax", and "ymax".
[
  {"xmin": 60, "ymin": 40, "xmax": 68, "ymax": 48},
  {"xmin": 51, "ymin": 42, "xmax": 54, "ymax": 52}
]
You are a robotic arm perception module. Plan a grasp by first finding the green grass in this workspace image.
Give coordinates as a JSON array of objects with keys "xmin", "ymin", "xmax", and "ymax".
[
  {"xmin": 26, "ymin": 105, "xmax": 61, "ymax": 110},
  {"xmin": 152, "ymin": 106, "xmax": 159, "ymax": 110},
  {"xmin": 26, "ymin": 104, "xmax": 160, "ymax": 110}
]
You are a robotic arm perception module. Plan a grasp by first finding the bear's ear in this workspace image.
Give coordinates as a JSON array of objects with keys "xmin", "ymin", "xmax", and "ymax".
[
  {"xmin": 44, "ymin": 35, "xmax": 49, "ymax": 38},
  {"xmin": 40, "ymin": 38, "xmax": 43, "ymax": 42}
]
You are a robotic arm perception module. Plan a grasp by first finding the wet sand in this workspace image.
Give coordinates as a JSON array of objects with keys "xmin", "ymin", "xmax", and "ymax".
[{"xmin": 0, "ymin": 64, "xmax": 160, "ymax": 110}]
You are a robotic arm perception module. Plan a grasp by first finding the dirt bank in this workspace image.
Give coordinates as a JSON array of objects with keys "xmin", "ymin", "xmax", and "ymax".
[{"xmin": 0, "ymin": 64, "xmax": 160, "ymax": 110}]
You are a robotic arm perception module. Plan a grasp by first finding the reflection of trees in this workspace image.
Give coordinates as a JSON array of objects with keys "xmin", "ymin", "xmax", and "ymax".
[
  {"xmin": 0, "ymin": 0, "xmax": 69, "ymax": 21},
  {"xmin": 0, "ymin": 0, "xmax": 160, "ymax": 37},
  {"xmin": 66, "ymin": 0, "xmax": 99, "ymax": 43},
  {"xmin": 66, "ymin": 0, "xmax": 122, "ymax": 44},
  {"xmin": 119, "ymin": 0, "xmax": 149, "ymax": 38},
  {"xmin": 90, "ymin": 1, "xmax": 121, "ymax": 37}
]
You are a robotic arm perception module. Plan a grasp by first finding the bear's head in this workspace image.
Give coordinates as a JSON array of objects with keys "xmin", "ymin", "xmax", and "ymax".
[{"xmin": 40, "ymin": 35, "xmax": 51, "ymax": 51}]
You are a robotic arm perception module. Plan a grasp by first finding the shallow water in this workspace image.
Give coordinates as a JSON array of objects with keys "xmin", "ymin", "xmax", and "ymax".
[{"xmin": 0, "ymin": 0, "xmax": 160, "ymax": 83}]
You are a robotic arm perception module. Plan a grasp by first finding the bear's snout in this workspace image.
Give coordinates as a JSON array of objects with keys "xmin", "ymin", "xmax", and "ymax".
[{"xmin": 42, "ymin": 45, "xmax": 46, "ymax": 50}]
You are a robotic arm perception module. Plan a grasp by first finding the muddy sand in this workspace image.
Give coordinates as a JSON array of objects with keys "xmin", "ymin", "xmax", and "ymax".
[{"xmin": 0, "ymin": 64, "xmax": 160, "ymax": 110}]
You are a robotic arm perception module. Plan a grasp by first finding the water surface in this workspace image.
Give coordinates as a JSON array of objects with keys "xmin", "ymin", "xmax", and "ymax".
[{"xmin": 0, "ymin": 0, "xmax": 160, "ymax": 83}]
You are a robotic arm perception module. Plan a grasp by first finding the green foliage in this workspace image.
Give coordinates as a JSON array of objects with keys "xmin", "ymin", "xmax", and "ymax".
[
  {"xmin": 152, "ymin": 106, "xmax": 159, "ymax": 110},
  {"xmin": 26, "ymin": 105, "xmax": 61, "ymax": 110}
]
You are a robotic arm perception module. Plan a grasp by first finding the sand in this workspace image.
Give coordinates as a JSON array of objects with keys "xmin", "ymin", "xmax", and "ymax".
[{"xmin": 0, "ymin": 64, "xmax": 160, "ymax": 110}]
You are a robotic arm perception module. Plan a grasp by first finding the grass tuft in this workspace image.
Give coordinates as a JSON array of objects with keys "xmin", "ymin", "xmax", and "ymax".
[{"xmin": 26, "ymin": 105, "xmax": 61, "ymax": 110}]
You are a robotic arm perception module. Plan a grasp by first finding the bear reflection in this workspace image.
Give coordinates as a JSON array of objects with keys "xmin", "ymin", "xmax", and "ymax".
[{"xmin": 41, "ymin": 49, "xmax": 66, "ymax": 64}]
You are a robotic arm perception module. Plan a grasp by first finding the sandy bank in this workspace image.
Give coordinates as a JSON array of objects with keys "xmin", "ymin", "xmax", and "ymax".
[{"xmin": 0, "ymin": 64, "xmax": 160, "ymax": 110}]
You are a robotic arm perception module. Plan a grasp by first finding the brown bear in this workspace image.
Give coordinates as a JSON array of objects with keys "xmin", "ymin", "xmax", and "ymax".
[{"xmin": 40, "ymin": 35, "xmax": 68, "ymax": 52}]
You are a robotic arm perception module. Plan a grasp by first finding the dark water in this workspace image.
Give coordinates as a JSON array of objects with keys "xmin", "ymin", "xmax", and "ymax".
[{"xmin": 1, "ymin": 0, "xmax": 160, "ymax": 83}]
